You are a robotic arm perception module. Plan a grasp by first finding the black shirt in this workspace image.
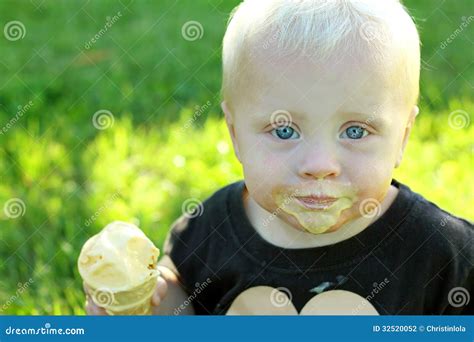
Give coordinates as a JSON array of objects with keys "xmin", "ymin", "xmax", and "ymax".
[{"xmin": 162, "ymin": 179, "xmax": 473, "ymax": 315}]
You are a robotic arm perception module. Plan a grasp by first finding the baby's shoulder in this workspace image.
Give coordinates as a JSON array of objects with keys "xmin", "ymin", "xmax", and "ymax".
[
  {"xmin": 166, "ymin": 181, "xmax": 240, "ymax": 242},
  {"xmin": 410, "ymin": 191, "xmax": 472, "ymax": 236},
  {"xmin": 403, "ymin": 189, "xmax": 473, "ymax": 262}
]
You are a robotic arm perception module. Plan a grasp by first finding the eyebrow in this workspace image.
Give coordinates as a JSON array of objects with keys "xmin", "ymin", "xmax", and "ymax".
[
  {"xmin": 254, "ymin": 110, "xmax": 308, "ymax": 123},
  {"xmin": 256, "ymin": 110, "xmax": 388, "ymax": 127},
  {"xmin": 341, "ymin": 111, "xmax": 389, "ymax": 127}
]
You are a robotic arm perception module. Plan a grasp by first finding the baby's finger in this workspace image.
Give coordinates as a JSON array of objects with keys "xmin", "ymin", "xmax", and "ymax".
[
  {"xmin": 85, "ymin": 295, "xmax": 108, "ymax": 316},
  {"xmin": 151, "ymin": 291, "xmax": 161, "ymax": 307},
  {"xmin": 151, "ymin": 277, "xmax": 168, "ymax": 306},
  {"xmin": 156, "ymin": 276, "xmax": 168, "ymax": 298}
]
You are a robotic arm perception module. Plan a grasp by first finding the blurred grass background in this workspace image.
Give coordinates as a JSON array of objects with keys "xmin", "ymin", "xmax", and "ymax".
[{"xmin": 0, "ymin": 0, "xmax": 472, "ymax": 315}]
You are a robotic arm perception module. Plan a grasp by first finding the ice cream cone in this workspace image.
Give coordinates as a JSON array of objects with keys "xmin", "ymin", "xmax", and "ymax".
[
  {"xmin": 86, "ymin": 270, "xmax": 159, "ymax": 315},
  {"xmin": 78, "ymin": 221, "xmax": 160, "ymax": 315}
]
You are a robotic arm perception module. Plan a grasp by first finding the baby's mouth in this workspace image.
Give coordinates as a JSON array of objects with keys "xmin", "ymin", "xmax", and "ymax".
[
  {"xmin": 295, "ymin": 196, "xmax": 338, "ymax": 210},
  {"xmin": 274, "ymin": 189, "xmax": 356, "ymax": 234}
]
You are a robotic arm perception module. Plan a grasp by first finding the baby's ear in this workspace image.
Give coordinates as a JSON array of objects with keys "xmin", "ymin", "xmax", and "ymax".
[
  {"xmin": 395, "ymin": 105, "xmax": 419, "ymax": 168},
  {"xmin": 221, "ymin": 101, "xmax": 242, "ymax": 163}
]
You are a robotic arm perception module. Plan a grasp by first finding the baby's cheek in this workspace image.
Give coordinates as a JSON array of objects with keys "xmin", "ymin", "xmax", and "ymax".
[
  {"xmin": 352, "ymin": 176, "xmax": 392, "ymax": 217},
  {"xmin": 245, "ymin": 152, "xmax": 284, "ymax": 179},
  {"xmin": 243, "ymin": 155, "xmax": 287, "ymax": 206},
  {"xmin": 349, "ymin": 158, "xmax": 392, "ymax": 188},
  {"xmin": 242, "ymin": 156, "xmax": 273, "ymax": 187},
  {"xmin": 262, "ymin": 153, "xmax": 291, "ymax": 177}
]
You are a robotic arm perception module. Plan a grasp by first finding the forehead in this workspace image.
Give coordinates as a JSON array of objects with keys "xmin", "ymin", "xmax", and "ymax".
[{"xmin": 246, "ymin": 53, "xmax": 398, "ymax": 120}]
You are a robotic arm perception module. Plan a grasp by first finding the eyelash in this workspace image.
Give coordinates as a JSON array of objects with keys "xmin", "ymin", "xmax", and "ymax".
[
  {"xmin": 339, "ymin": 125, "xmax": 370, "ymax": 140},
  {"xmin": 269, "ymin": 124, "xmax": 372, "ymax": 140},
  {"xmin": 270, "ymin": 125, "xmax": 301, "ymax": 140}
]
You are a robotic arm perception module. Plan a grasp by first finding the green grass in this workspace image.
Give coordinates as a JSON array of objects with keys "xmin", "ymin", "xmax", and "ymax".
[{"xmin": 0, "ymin": 0, "xmax": 472, "ymax": 315}]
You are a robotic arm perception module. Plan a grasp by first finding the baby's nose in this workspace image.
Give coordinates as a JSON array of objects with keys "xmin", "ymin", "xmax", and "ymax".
[{"xmin": 297, "ymin": 144, "xmax": 341, "ymax": 180}]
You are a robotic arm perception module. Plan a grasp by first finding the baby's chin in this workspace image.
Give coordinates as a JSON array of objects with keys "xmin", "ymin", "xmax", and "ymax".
[
  {"xmin": 274, "ymin": 195, "xmax": 357, "ymax": 234},
  {"xmin": 280, "ymin": 206, "xmax": 358, "ymax": 235}
]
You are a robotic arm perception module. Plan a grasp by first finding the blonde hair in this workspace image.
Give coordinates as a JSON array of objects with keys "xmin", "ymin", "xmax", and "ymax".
[{"xmin": 221, "ymin": 0, "xmax": 420, "ymax": 113}]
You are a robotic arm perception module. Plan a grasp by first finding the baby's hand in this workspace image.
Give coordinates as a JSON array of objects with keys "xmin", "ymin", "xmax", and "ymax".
[{"xmin": 84, "ymin": 276, "xmax": 168, "ymax": 315}]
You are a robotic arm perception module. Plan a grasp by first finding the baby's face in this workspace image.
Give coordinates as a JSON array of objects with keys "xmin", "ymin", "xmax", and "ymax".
[{"xmin": 223, "ymin": 53, "xmax": 418, "ymax": 234}]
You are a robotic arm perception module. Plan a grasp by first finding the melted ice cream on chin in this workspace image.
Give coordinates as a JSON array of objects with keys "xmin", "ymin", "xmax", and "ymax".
[
  {"xmin": 277, "ymin": 195, "xmax": 354, "ymax": 234},
  {"xmin": 273, "ymin": 184, "xmax": 358, "ymax": 235}
]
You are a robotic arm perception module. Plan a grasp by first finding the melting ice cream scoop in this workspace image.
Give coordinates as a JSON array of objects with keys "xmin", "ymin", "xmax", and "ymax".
[{"xmin": 78, "ymin": 221, "xmax": 160, "ymax": 293}]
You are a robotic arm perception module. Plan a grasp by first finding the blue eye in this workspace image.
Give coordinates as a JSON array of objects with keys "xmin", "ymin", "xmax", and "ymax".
[
  {"xmin": 271, "ymin": 125, "xmax": 301, "ymax": 140},
  {"xmin": 340, "ymin": 125, "xmax": 369, "ymax": 139}
]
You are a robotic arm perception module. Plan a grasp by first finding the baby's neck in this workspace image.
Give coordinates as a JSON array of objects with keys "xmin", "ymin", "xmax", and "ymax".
[{"xmin": 242, "ymin": 185, "xmax": 399, "ymax": 249}]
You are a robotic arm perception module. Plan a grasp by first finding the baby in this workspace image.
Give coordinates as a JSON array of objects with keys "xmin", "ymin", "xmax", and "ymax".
[{"xmin": 85, "ymin": 0, "xmax": 473, "ymax": 315}]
